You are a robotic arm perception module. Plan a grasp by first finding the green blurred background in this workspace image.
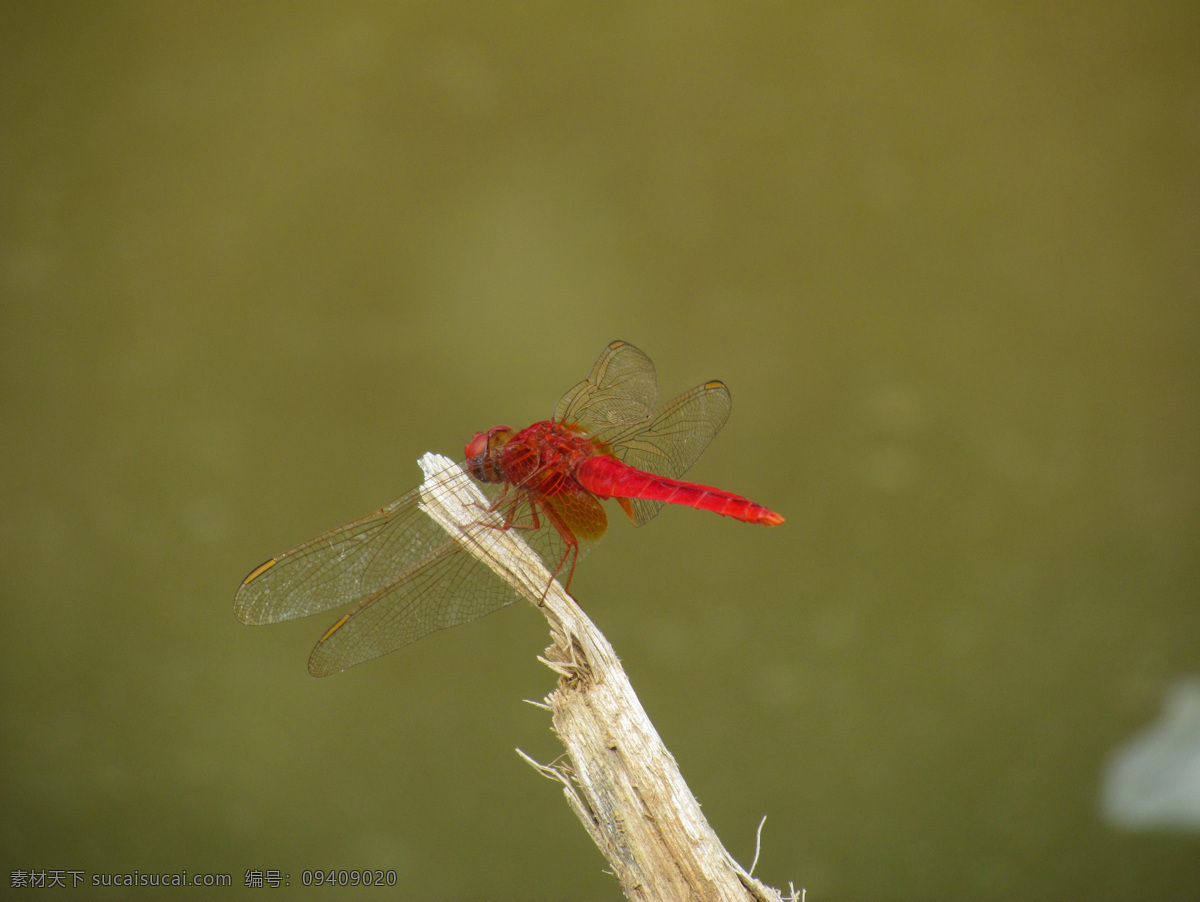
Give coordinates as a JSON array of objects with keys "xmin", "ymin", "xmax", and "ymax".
[{"xmin": 2, "ymin": 2, "xmax": 1198, "ymax": 899}]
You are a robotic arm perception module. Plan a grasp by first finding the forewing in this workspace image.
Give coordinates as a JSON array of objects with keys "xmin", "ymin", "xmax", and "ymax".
[
  {"xmin": 235, "ymin": 465, "xmax": 503, "ymax": 626},
  {"xmin": 602, "ymin": 380, "xmax": 732, "ymax": 526},
  {"xmin": 234, "ymin": 487, "xmax": 442, "ymax": 625},
  {"xmin": 237, "ymin": 463, "xmax": 527, "ymax": 675},
  {"xmin": 306, "ymin": 535, "xmax": 524, "ymax": 676},
  {"xmin": 553, "ymin": 340, "xmax": 658, "ymax": 433}
]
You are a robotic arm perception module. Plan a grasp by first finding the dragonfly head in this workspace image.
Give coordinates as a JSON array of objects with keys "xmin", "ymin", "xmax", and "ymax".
[{"xmin": 465, "ymin": 425, "xmax": 515, "ymax": 484}]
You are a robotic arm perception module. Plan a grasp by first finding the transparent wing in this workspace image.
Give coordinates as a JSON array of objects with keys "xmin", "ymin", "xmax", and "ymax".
[
  {"xmin": 305, "ymin": 527, "xmax": 528, "ymax": 676},
  {"xmin": 235, "ymin": 485, "xmax": 442, "ymax": 625},
  {"xmin": 597, "ymin": 380, "xmax": 732, "ymax": 526},
  {"xmin": 235, "ymin": 465, "xmax": 526, "ymax": 675},
  {"xmin": 553, "ymin": 340, "xmax": 658, "ymax": 433}
]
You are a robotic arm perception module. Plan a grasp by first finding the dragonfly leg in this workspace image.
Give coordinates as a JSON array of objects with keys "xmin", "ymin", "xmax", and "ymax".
[
  {"xmin": 546, "ymin": 543, "xmax": 579, "ymax": 601},
  {"xmin": 536, "ymin": 499, "xmax": 580, "ymax": 603},
  {"xmin": 473, "ymin": 496, "xmax": 542, "ymax": 533}
]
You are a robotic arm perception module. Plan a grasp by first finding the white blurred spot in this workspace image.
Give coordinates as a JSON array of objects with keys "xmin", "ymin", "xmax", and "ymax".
[{"xmin": 1101, "ymin": 676, "xmax": 1200, "ymax": 831}]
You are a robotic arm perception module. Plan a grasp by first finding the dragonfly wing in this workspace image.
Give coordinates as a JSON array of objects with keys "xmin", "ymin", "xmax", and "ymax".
[
  {"xmin": 306, "ymin": 536, "xmax": 524, "ymax": 676},
  {"xmin": 553, "ymin": 340, "xmax": 658, "ymax": 432},
  {"xmin": 235, "ymin": 464, "xmax": 495, "ymax": 626},
  {"xmin": 544, "ymin": 484, "xmax": 609, "ymax": 542},
  {"xmin": 601, "ymin": 380, "xmax": 732, "ymax": 526}
]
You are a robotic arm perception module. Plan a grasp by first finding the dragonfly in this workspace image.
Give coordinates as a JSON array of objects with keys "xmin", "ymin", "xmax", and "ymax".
[{"xmin": 235, "ymin": 340, "xmax": 784, "ymax": 676}]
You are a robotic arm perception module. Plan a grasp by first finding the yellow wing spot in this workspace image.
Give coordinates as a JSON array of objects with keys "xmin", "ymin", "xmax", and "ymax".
[
  {"xmin": 704, "ymin": 380, "xmax": 725, "ymax": 391},
  {"xmin": 242, "ymin": 558, "xmax": 278, "ymax": 585},
  {"xmin": 319, "ymin": 614, "xmax": 351, "ymax": 644}
]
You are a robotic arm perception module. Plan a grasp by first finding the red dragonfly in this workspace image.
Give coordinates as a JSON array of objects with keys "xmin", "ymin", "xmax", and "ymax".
[{"xmin": 235, "ymin": 341, "xmax": 783, "ymax": 675}]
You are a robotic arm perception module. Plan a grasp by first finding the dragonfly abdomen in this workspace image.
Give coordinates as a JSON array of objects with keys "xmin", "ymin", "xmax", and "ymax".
[{"xmin": 575, "ymin": 457, "xmax": 783, "ymax": 526}]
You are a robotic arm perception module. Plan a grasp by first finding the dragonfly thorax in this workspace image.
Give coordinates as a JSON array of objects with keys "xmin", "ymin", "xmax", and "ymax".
[{"xmin": 468, "ymin": 419, "xmax": 603, "ymax": 491}]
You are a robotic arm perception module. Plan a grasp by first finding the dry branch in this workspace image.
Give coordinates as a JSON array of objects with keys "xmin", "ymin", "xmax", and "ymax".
[{"xmin": 418, "ymin": 453, "xmax": 785, "ymax": 902}]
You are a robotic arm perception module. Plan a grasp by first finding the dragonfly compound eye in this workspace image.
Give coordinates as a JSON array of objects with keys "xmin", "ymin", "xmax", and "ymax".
[{"xmin": 465, "ymin": 426, "xmax": 514, "ymax": 484}]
